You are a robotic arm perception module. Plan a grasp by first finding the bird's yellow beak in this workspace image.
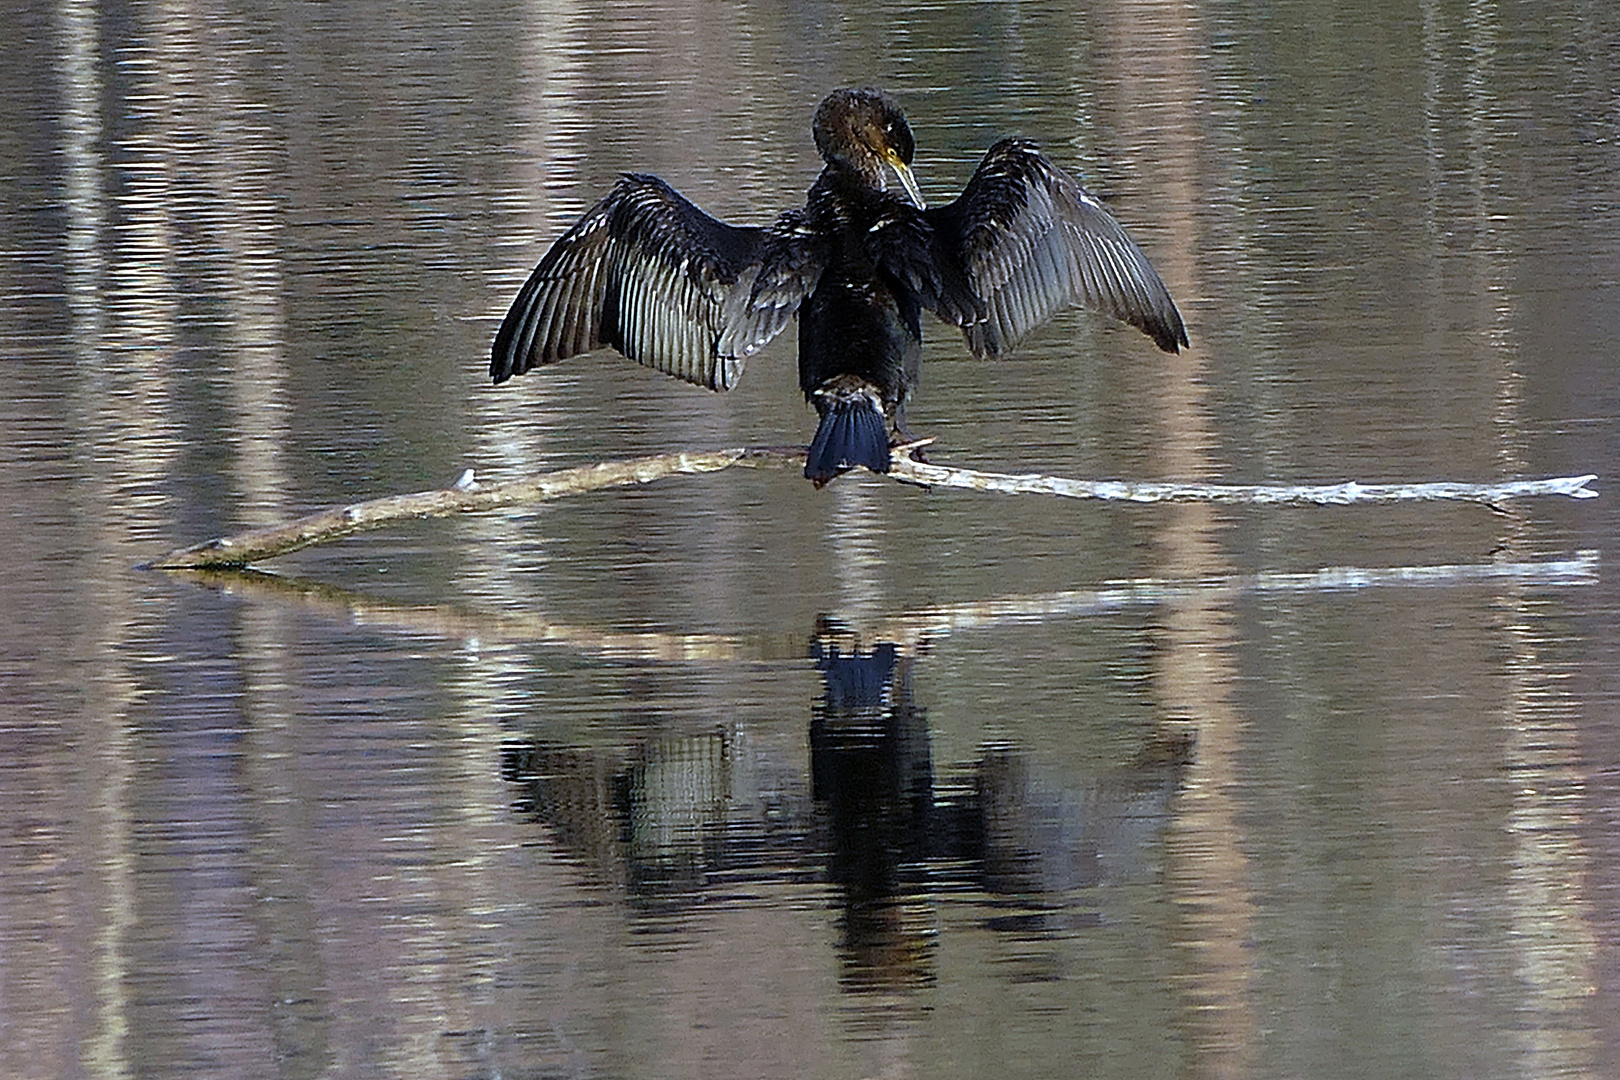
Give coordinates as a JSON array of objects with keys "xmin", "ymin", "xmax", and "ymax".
[{"xmin": 885, "ymin": 150, "xmax": 926, "ymax": 210}]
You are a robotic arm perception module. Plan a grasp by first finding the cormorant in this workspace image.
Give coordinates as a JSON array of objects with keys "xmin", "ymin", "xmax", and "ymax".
[{"xmin": 490, "ymin": 87, "xmax": 1188, "ymax": 485}]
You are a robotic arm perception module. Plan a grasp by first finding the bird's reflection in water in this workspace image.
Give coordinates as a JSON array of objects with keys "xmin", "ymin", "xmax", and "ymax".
[
  {"xmin": 499, "ymin": 619, "xmax": 1194, "ymax": 986},
  {"xmin": 808, "ymin": 622, "xmax": 941, "ymax": 991},
  {"xmin": 501, "ymin": 731, "xmax": 753, "ymax": 920}
]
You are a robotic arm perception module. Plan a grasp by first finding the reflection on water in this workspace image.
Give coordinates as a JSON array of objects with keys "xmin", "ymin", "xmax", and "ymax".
[
  {"xmin": 501, "ymin": 618, "xmax": 1194, "ymax": 996},
  {"xmin": 85, "ymin": 549, "xmax": 1595, "ymax": 1078},
  {"xmin": 3, "ymin": 0, "xmax": 1619, "ymax": 1076}
]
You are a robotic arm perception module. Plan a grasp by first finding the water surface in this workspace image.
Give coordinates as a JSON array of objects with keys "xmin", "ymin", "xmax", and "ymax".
[{"xmin": 2, "ymin": 1, "xmax": 1618, "ymax": 1078}]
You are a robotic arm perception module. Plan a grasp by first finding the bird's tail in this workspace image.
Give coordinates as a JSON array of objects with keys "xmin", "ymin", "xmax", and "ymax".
[{"xmin": 805, "ymin": 379, "xmax": 891, "ymax": 487}]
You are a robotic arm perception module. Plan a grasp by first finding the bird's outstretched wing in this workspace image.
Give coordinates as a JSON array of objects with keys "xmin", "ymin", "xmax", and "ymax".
[
  {"xmin": 491, "ymin": 174, "xmax": 816, "ymax": 391},
  {"xmin": 916, "ymin": 139, "xmax": 1188, "ymax": 356}
]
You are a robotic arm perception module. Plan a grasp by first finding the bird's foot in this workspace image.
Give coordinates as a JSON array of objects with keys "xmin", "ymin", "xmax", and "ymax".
[{"xmin": 890, "ymin": 436, "xmax": 934, "ymax": 463}]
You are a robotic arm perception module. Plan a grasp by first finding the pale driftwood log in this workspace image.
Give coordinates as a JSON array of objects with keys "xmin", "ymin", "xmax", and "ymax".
[
  {"xmin": 144, "ymin": 447, "xmax": 801, "ymax": 570},
  {"xmin": 143, "ymin": 444, "xmax": 1600, "ymax": 571},
  {"xmin": 890, "ymin": 459, "xmax": 1600, "ymax": 505}
]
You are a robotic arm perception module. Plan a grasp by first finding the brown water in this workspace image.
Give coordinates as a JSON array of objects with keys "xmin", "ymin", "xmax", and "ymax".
[{"xmin": 3, "ymin": 1, "xmax": 1618, "ymax": 1077}]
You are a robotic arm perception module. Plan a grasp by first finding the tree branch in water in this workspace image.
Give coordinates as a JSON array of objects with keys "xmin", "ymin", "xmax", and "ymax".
[{"xmin": 142, "ymin": 447, "xmax": 1598, "ymax": 571}]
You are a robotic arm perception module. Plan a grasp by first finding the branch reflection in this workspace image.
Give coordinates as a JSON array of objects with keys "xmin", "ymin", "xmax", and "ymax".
[{"xmin": 174, "ymin": 553, "xmax": 1597, "ymax": 1004}]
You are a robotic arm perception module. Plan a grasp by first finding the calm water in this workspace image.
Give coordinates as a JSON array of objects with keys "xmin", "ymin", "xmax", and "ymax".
[{"xmin": 3, "ymin": 1, "xmax": 1618, "ymax": 1077}]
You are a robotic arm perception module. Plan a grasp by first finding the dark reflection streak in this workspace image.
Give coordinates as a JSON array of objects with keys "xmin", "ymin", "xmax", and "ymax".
[{"xmin": 808, "ymin": 628, "xmax": 938, "ymax": 994}]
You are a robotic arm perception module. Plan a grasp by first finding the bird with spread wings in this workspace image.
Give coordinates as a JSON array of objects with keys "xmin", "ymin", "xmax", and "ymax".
[{"xmin": 491, "ymin": 87, "xmax": 1187, "ymax": 485}]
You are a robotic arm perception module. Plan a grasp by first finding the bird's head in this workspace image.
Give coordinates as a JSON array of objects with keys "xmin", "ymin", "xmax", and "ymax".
[{"xmin": 812, "ymin": 87, "xmax": 926, "ymax": 209}]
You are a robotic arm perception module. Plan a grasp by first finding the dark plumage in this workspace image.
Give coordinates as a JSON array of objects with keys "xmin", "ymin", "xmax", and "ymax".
[{"xmin": 491, "ymin": 87, "xmax": 1188, "ymax": 485}]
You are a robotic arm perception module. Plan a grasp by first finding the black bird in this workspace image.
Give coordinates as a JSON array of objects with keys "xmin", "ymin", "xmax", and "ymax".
[{"xmin": 490, "ymin": 88, "xmax": 1188, "ymax": 485}]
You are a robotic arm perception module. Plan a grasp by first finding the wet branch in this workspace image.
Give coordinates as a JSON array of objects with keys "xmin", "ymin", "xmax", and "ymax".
[{"xmin": 142, "ymin": 446, "xmax": 1599, "ymax": 571}]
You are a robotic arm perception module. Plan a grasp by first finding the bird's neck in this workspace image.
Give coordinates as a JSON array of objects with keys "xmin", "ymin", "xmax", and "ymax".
[
  {"xmin": 809, "ymin": 163, "xmax": 904, "ymax": 224},
  {"xmin": 817, "ymin": 158, "xmax": 885, "ymax": 196}
]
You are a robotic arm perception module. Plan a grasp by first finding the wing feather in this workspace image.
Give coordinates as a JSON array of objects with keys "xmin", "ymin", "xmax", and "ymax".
[
  {"xmin": 921, "ymin": 139, "xmax": 1188, "ymax": 356},
  {"xmin": 491, "ymin": 174, "xmax": 815, "ymax": 391}
]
